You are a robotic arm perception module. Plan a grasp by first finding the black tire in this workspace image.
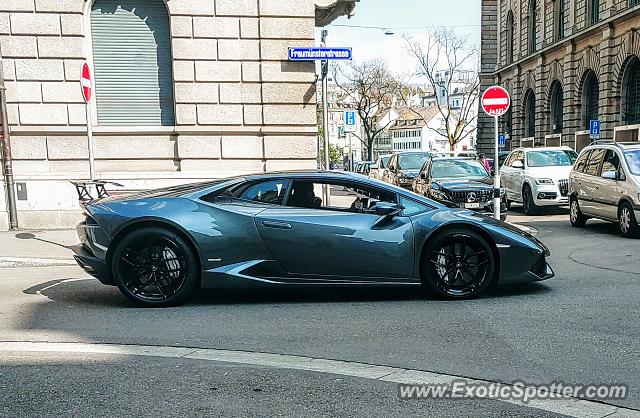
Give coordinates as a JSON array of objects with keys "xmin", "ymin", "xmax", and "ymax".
[
  {"xmin": 569, "ymin": 196, "xmax": 587, "ymax": 227},
  {"xmin": 421, "ymin": 228, "xmax": 495, "ymax": 300},
  {"xmin": 618, "ymin": 202, "xmax": 640, "ymax": 238},
  {"xmin": 111, "ymin": 227, "xmax": 199, "ymax": 307},
  {"xmin": 522, "ymin": 184, "xmax": 538, "ymax": 215}
]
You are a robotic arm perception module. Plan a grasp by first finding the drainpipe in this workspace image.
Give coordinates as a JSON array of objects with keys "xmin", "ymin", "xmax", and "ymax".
[{"xmin": 0, "ymin": 44, "xmax": 19, "ymax": 230}]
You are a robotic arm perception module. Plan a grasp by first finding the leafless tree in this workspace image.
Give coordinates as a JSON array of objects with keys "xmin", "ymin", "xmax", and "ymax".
[
  {"xmin": 332, "ymin": 60, "xmax": 402, "ymax": 160},
  {"xmin": 404, "ymin": 28, "xmax": 480, "ymax": 151}
]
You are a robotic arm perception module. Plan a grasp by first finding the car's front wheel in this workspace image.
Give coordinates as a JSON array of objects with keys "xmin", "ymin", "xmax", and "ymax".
[
  {"xmin": 522, "ymin": 184, "xmax": 538, "ymax": 215},
  {"xmin": 422, "ymin": 229, "xmax": 495, "ymax": 299},
  {"xmin": 111, "ymin": 227, "xmax": 199, "ymax": 307},
  {"xmin": 618, "ymin": 202, "xmax": 639, "ymax": 238}
]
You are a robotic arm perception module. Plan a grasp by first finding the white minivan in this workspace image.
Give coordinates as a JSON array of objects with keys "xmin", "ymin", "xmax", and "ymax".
[{"xmin": 500, "ymin": 146, "xmax": 578, "ymax": 215}]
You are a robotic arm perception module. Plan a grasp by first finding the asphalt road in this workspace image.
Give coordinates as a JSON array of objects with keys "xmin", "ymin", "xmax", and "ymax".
[{"xmin": 1, "ymin": 206, "xmax": 639, "ymax": 416}]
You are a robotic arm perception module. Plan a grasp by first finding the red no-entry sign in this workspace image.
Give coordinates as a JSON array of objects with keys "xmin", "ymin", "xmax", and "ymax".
[
  {"xmin": 81, "ymin": 63, "xmax": 92, "ymax": 103},
  {"xmin": 481, "ymin": 86, "xmax": 510, "ymax": 117}
]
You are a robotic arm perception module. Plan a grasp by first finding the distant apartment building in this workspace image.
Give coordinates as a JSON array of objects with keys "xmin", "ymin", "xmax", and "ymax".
[
  {"xmin": 0, "ymin": 0, "xmax": 358, "ymax": 230},
  {"xmin": 389, "ymin": 107, "xmax": 473, "ymax": 153},
  {"xmin": 478, "ymin": 0, "xmax": 640, "ymax": 153}
]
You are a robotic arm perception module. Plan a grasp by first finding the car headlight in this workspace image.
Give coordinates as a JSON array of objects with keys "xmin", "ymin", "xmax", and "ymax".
[
  {"xmin": 431, "ymin": 189, "xmax": 449, "ymax": 200},
  {"xmin": 535, "ymin": 178, "xmax": 554, "ymax": 185}
]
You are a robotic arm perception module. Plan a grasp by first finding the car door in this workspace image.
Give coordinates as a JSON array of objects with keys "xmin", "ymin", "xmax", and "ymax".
[
  {"xmin": 512, "ymin": 151, "xmax": 527, "ymax": 201},
  {"xmin": 594, "ymin": 149, "xmax": 624, "ymax": 220},
  {"xmin": 414, "ymin": 160, "xmax": 430, "ymax": 195},
  {"xmin": 500, "ymin": 152, "xmax": 515, "ymax": 196},
  {"xmin": 579, "ymin": 148, "xmax": 606, "ymax": 216},
  {"xmin": 255, "ymin": 178, "xmax": 415, "ymax": 280}
]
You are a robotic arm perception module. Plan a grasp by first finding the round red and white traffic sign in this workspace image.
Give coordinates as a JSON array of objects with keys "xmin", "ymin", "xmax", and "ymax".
[
  {"xmin": 80, "ymin": 62, "xmax": 92, "ymax": 103},
  {"xmin": 481, "ymin": 86, "xmax": 510, "ymax": 117}
]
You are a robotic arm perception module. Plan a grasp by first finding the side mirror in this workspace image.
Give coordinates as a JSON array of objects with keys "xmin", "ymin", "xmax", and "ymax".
[
  {"xmin": 512, "ymin": 161, "xmax": 524, "ymax": 169},
  {"xmin": 373, "ymin": 201, "xmax": 404, "ymax": 216},
  {"xmin": 372, "ymin": 202, "xmax": 405, "ymax": 226},
  {"xmin": 601, "ymin": 171, "xmax": 617, "ymax": 181}
]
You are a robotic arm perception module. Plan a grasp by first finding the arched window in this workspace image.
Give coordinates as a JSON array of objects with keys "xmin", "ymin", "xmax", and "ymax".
[
  {"xmin": 524, "ymin": 89, "xmax": 536, "ymax": 137},
  {"xmin": 588, "ymin": 0, "xmax": 600, "ymax": 25},
  {"xmin": 582, "ymin": 71, "xmax": 599, "ymax": 129},
  {"xmin": 528, "ymin": 0, "xmax": 537, "ymax": 54},
  {"xmin": 506, "ymin": 11, "xmax": 515, "ymax": 64},
  {"xmin": 622, "ymin": 57, "xmax": 640, "ymax": 125},
  {"xmin": 91, "ymin": 0, "xmax": 175, "ymax": 126},
  {"xmin": 550, "ymin": 82, "xmax": 563, "ymax": 133},
  {"xmin": 555, "ymin": 0, "xmax": 565, "ymax": 40}
]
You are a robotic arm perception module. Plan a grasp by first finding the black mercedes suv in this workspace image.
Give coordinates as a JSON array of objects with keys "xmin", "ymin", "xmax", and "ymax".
[{"xmin": 412, "ymin": 157, "xmax": 508, "ymax": 221}]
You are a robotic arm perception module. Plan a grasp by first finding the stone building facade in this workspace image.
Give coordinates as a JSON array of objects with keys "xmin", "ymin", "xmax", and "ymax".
[
  {"xmin": 478, "ymin": 0, "xmax": 640, "ymax": 153},
  {"xmin": 0, "ymin": 0, "xmax": 357, "ymax": 230}
]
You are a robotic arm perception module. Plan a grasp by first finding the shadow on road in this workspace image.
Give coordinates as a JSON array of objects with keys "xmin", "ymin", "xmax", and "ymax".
[{"xmin": 23, "ymin": 278, "xmax": 552, "ymax": 308}]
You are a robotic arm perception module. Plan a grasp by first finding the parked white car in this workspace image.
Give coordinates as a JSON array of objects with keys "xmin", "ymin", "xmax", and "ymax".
[
  {"xmin": 500, "ymin": 146, "xmax": 578, "ymax": 215},
  {"xmin": 369, "ymin": 154, "xmax": 392, "ymax": 181}
]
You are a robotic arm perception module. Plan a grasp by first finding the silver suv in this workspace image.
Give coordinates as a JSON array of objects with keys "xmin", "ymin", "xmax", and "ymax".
[{"xmin": 569, "ymin": 141, "xmax": 640, "ymax": 237}]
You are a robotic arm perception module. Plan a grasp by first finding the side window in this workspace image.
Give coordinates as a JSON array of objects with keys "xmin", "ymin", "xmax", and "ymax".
[
  {"xmin": 237, "ymin": 180, "xmax": 290, "ymax": 204},
  {"xmin": 287, "ymin": 180, "xmax": 395, "ymax": 212},
  {"xmin": 504, "ymin": 152, "xmax": 515, "ymax": 167},
  {"xmin": 574, "ymin": 150, "xmax": 591, "ymax": 173},
  {"xmin": 399, "ymin": 196, "xmax": 432, "ymax": 216},
  {"xmin": 601, "ymin": 150, "xmax": 621, "ymax": 175},
  {"xmin": 584, "ymin": 149, "xmax": 605, "ymax": 176}
]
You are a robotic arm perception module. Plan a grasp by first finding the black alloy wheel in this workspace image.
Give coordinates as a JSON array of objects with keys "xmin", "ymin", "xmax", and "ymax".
[
  {"xmin": 111, "ymin": 227, "xmax": 199, "ymax": 307},
  {"xmin": 522, "ymin": 185, "xmax": 538, "ymax": 215},
  {"xmin": 422, "ymin": 229, "xmax": 495, "ymax": 299}
]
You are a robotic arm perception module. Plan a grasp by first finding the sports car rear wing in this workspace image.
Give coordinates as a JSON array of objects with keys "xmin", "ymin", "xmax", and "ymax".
[{"xmin": 70, "ymin": 180, "xmax": 124, "ymax": 202}]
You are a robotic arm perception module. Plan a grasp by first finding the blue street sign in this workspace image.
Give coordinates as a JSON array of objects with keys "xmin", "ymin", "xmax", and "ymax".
[
  {"xmin": 590, "ymin": 120, "xmax": 601, "ymax": 138},
  {"xmin": 498, "ymin": 133, "xmax": 506, "ymax": 148},
  {"xmin": 344, "ymin": 110, "xmax": 357, "ymax": 132},
  {"xmin": 288, "ymin": 47, "xmax": 352, "ymax": 61}
]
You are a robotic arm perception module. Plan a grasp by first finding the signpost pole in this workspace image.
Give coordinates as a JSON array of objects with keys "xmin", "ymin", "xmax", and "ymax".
[
  {"xmin": 86, "ymin": 103, "xmax": 96, "ymax": 181},
  {"xmin": 493, "ymin": 115, "xmax": 500, "ymax": 220},
  {"xmin": 321, "ymin": 30, "xmax": 330, "ymax": 205},
  {"xmin": 81, "ymin": 62, "xmax": 96, "ymax": 181},
  {"xmin": 481, "ymin": 85, "xmax": 510, "ymax": 221}
]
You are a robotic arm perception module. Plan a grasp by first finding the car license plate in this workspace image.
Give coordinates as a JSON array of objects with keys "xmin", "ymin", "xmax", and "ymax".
[{"xmin": 465, "ymin": 202, "xmax": 480, "ymax": 209}]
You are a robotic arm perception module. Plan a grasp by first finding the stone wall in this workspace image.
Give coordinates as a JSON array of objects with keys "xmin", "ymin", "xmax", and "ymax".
[
  {"xmin": 0, "ymin": 0, "xmax": 320, "ymax": 229},
  {"xmin": 478, "ymin": 0, "xmax": 640, "ymax": 153}
]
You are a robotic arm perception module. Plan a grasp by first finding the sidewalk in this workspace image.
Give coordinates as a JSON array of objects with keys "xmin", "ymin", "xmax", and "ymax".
[{"xmin": 0, "ymin": 229, "xmax": 77, "ymax": 260}]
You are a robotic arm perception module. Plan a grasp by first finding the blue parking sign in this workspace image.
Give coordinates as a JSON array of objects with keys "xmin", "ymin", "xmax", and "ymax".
[
  {"xmin": 590, "ymin": 120, "xmax": 600, "ymax": 138},
  {"xmin": 344, "ymin": 110, "xmax": 356, "ymax": 132},
  {"xmin": 498, "ymin": 133, "xmax": 506, "ymax": 148}
]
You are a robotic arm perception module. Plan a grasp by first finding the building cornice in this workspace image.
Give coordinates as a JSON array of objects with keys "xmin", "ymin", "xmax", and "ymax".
[{"xmin": 315, "ymin": 0, "xmax": 358, "ymax": 27}]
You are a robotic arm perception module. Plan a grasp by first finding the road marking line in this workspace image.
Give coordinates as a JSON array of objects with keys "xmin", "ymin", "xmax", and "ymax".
[
  {"xmin": 0, "ymin": 257, "xmax": 77, "ymax": 267},
  {"xmin": 0, "ymin": 341, "xmax": 637, "ymax": 418}
]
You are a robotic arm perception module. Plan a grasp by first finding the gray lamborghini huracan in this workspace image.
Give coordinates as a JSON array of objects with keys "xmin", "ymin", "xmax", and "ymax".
[{"xmin": 72, "ymin": 171, "xmax": 554, "ymax": 307}]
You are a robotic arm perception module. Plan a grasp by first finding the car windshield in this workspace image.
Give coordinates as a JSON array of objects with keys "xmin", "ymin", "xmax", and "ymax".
[
  {"xmin": 380, "ymin": 156, "xmax": 390, "ymax": 168},
  {"xmin": 526, "ymin": 150, "xmax": 577, "ymax": 167},
  {"xmin": 430, "ymin": 160, "xmax": 489, "ymax": 180},
  {"xmin": 398, "ymin": 153, "xmax": 430, "ymax": 170},
  {"xmin": 624, "ymin": 149, "xmax": 640, "ymax": 175}
]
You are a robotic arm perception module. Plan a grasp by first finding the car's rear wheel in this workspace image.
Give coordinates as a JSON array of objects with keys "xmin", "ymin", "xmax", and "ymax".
[
  {"xmin": 422, "ymin": 229, "xmax": 495, "ymax": 299},
  {"xmin": 570, "ymin": 196, "xmax": 587, "ymax": 227},
  {"xmin": 522, "ymin": 184, "xmax": 538, "ymax": 215},
  {"xmin": 111, "ymin": 227, "xmax": 199, "ymax": 307},
  {"xmin": 618, "ymin": 202, "xmax": 639, "ymax": 238}
]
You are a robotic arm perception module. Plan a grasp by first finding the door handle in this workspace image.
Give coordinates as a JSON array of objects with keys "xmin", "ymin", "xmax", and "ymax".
[{"xmin": 261, "ymin": 220, "xmax": 292, "ymax": 230}]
